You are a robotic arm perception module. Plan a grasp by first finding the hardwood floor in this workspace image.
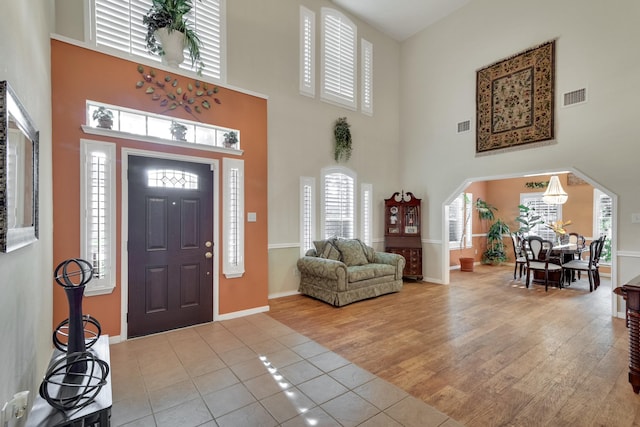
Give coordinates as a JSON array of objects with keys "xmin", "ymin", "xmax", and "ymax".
[{"xmin": 267, "ymin": 265, "xmax": 640, "ymax": 426}]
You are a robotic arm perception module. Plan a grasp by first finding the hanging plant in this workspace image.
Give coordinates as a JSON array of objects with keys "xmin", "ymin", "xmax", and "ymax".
[
  {"xmin": 525, "ymin": 181, "xmax": 549, "ymax": 189},
  {"xmin": 334, "ymin": 117, "xmax": 352, "ymax": 162}
]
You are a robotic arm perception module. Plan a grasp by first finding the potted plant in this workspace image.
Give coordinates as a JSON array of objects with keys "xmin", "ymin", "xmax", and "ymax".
[
  {"xmin": 481, "ymin": 219, "xmax": 511, "ymax": 265},
  {"xmin": 458, "ymin": 198, "xmax": 496, "ymax": 271},
  {"xmin": 143, "ymin": 0, "xmax": 204, "ymax": 74},
  {"xmin": 223, "ymin": 131, "xmax": 238, "ymax": 148},
  {"xmin": 514, "ymin": 203, "xmax": 545, "ymax": 238},
  {"xmin": 170, "ymin": 121, "xmax": 188, "ymax": 141},
  {"xmin": 92, "ymin": 106, "xmax": 114, "ymax": 129},
  {"xmin": 334, "ymin": 117, "xmax": 352, "ymax": 162}
]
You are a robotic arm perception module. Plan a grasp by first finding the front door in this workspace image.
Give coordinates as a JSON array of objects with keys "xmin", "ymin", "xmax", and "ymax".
[{"xmin": 127, "ymin": 155, "xmax": 214, "ymax": 338}]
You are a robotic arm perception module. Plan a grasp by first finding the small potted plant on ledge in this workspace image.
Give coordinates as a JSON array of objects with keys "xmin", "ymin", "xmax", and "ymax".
[
  {"xmin": 92, "ymin": 106, "xmax": 114, "ymax": 129},
  {"xmin": 223, "ymin": 131, "xmax": 238, "ymax": 148},
  {"xmin": 170, "ymin": 121, "xmax": 188, "ymax": 141},
  {"xmin": 143, "ymin": 0, "xmax": 204, "ymax": 74}
]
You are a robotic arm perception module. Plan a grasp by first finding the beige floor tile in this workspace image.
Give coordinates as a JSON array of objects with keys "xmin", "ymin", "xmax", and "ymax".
[
  {"xmin": 111, "ymin": 372, "xmax": 147, "ymax": 403},
  {"xmin": 320, "ymin": 391, "xmax": 380, "ymax": 427},
  {"xmin": 307, "ymin": 351, "xmax": 351, "ymax": 373},
  {"xmin": 229, "ymin": 356, "xmax": 272, "ymax": 381},
  {"xmin": 385, "ymin": 395, "xmax": 450, "ymax": 427},
  {"xmin": 279, "ymin": 406, "xmax": 341, "ymax": 427},
  {"xmin": 278, "ymin": 360, "xmax": 324, "ymax": 385},
  {"xmin": 290, "ymin": 340, "xmax": 329, "ymax": 359},
  {"xmin": 248, "ymin": 338, "xmax": 288, "ymax": 355},
  {"xmin": 215, "ymin": 401, "xmax": 278, "ymax": 427},
  {"xmin": 218, "ymin": 345, "xmax": 258, "ymax": 366},
  {"xmin": 328, "ymin": 363, "xmax": 376, "ymax": 389},
  {"xmin": 262, "ymin": 348, "xmax": 303, "ymax": 369},
  {"xmin": 142, "ymin": 363, "xmax": 189, "ymax": 391},
  {"xmin": 153, "ymin": 397, "xmax": 212, "ymax": 427},
  {"xmin": 297, "ymin": 375, "xmax": 349, "ymax": 405},
  {"xmin": 120, "ymin": 414, "xmax": 157, "ymax": 427},
  {"xmin": 353, "ymin": 377, "xmax": 409, "ymax": 410},
  {"xmin": 244, "ymin": 372, "xmax": 292, "ymax": 400},
  {"xmin": 276, "ymin": 332, "xmax": 312, "ymax": 348},
  {"xmin": 357, "ymin": 412, "xmax": 403, "ymax": 427},
  {"xmin": 260, "ymin": 387, "xmax": 316, "ymax": 423},
  {"xmin": 147, "ymin": 378, "xmax": 199, "ymax": 412},
  {"xmin": 202, "ymin": 383, "xmax": 256, "ymax": 418},
  {"xmin": 111, "ymin": 395, "xmax": 153, "ymax": 426},
  {"xmin": 192, "ymin": 367, "xmax": 239, "ymax": 395},
  {"xmin": 183, "ymin": 353, "xmax": 226, "ymax": 378}
]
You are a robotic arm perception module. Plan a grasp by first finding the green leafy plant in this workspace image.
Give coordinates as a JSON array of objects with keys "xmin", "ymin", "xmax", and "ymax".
[
  {"xmin": 515, "ymin": 203, "xmax": 545, "ymax": 236},
  {"xmin": 334, "ymin": 117, "xmax": 352, "ymax": 162},
  {"xmin": 170, "ymin": 120, "xmax": 188, "ymax": 141},
  {"xmin": 223, "ymin": 131, "xmax": 238, "ymax": 147},
  {"xmin": 92, "ymin": 106, "xmax": 114, "ymax": 129},
  {"xmin": 482, "ymin": 219, "xmax": 511, "ymax": 265},
  {"xmin": 143, "ymin": 0, "xmax": 204, "ymax": 74}
]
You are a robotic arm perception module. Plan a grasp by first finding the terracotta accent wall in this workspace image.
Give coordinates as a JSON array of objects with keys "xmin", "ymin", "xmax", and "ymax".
[{"xmin": 51, "ymin": 39, "xmax": 268, "ymax": 337}]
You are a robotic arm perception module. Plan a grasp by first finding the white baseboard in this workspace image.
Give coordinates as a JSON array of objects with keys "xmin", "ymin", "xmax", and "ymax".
[
  {"xmin": 216, "ymin": 305, "xmax": 270, "ymax": 321},
  {"xmin": 268, "ymin": 290, "xmax": 300, "ymax": 299}
]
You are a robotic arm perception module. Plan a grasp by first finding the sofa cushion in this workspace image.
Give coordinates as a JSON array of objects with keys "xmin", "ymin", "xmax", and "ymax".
[
  {"xmin": 371, "ymin": 263, "xmax": 396, "ymax": 277},
  {"xmin": 347, "ymin": 265, "xmax": 377, "ymax": 282},
  {"xmin": 335, "ymin": 239, "xmax": 369, "ymax": 266},
  {"xmin": 316, "ymin": 239, "xmax": 341, "ymax": 261}
]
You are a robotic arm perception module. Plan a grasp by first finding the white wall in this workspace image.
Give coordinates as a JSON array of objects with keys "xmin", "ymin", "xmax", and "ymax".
[
  {"xmin": 226, "ymin": 0, "xmax": 403, "ymax": 296},
  {"xmin": 400, "ymin": 0, "xmax": 640, "ymax": 286},
  {"xmin": 0, "ymin": 0, "xmax": 54, "ymax": 416}
]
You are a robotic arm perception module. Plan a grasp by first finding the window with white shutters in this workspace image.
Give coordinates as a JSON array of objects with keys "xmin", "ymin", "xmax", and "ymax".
[
  {"xmin": 300, "ymin": 177, "xmax": 316, "ymax": 256},
  {"xmin": 520, "ymin": 193, "xmax": 561, "ymax": 241},
  {"xmin": 360, "ymin": 39, "xmax": 373, "ymax": 116},
  {"xmin": 320, "ymin": 8, "xmax": 357, "ymax": 110},
  {"xmin": 322, "ymin": 167, "xmax": 355, "ymax": 239},
  {"xmin": 93, "ymin": 0, "xmax": 225, "ymax": 81},
  {"xmin": 299, "ymin": 6, "xmax": 315, "ymax": 97},
  {"xmin": 361, "ymin": 183, "xmax": 372, "ymax": 246},
  {"xmin": 81, "ymin": 140, "xmax": 116, "ymax": 296},
  {"xmin": 223, "ymin": 158, "xmax": 244, "ymax": 278},
  {"xmin": 449, "ymin": 193, "xmax": 472, "ymax": 249},
  {"xmin": 594, "ymin": 189, "xmax": 612, "ymax": 263}
]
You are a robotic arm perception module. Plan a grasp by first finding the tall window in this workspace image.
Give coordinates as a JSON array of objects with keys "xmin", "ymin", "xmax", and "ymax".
[
  {"xmin": 223, "ymin": 158, "xmax": 244, "ymax": 278},
  {"xmin": 594, "ymin": 189, "xmax": 612, "ymax": 263},
  {"xmin": 360, "ymin": 183, "xmax": 372, "ymax": 246},
  {"xmin": 93, "ymin": 0, "xmax": 225, "ymax": 81},
  {"xmin": 320, "ymin": 8, "xmax": 357, "ymax": 110},
  {"xmin": 322, "ymin": 167, "xmax": 355, "ymax": 239},
  {"xmin": 299, "ymin": 6, "xmax": 315, "ymax": 97},
  {"xmin": 300, "ymin": 177, "xmax": 316, "ymax": 256},
  {"xmin": 80, "ymin": 140, "xmax": 116, "ymax": 295},
  {"xmin": 449, "ymin": 193, "xmax": 472, "ymax": 248},
  {"xmin": 360, "ymin": 39, "xmax": 373, "ymax": 116},
  {"xmin": 520, "ymin": 193, "xmax": 561, "ymax": 241}
]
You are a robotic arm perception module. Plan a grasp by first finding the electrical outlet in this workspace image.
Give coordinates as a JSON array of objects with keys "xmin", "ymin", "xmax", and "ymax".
[
  {"xmin": 632, "ymin": 213, "xmax": 640, "ymax": 224},
  {"xmin": 1, "ymin": 391, "xmax": 29, "ymax": 426}
]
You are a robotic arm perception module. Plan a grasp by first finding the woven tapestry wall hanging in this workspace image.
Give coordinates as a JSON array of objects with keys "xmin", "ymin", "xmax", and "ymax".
[{"xmin": 476, "ymin": 40, "xmax": 555, "ymax": 155}]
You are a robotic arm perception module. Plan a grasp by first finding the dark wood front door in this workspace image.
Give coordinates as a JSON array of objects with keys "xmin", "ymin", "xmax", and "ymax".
[{"xmin": 127, "ymin": 155, "xmax": 214, "ymax": 338}]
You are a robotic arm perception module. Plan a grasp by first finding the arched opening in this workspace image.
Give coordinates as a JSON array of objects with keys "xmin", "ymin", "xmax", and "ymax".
[{"xmin": 441, "ymin": 168, "xmax": 618, "ymax": 317}]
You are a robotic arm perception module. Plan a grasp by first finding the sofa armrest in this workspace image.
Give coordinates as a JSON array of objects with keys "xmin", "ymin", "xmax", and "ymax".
[
  {"xmin": 297, "ymin": 256, "xmax": 348, "ymax": 291},
  {"xmin": 374, "ymin": 252, "xmax": 406, "ymax": 280}
]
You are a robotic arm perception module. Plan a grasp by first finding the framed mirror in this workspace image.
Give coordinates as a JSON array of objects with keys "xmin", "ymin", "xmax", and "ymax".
[{"xmin": 0, "ymin": 81, "xmax": 39, "ymax": 252}]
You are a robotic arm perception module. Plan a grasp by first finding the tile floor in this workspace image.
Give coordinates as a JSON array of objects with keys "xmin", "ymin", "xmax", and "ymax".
[{"xmin": 109, "ymin": 313, "xmax": 463, "ymax": 426}]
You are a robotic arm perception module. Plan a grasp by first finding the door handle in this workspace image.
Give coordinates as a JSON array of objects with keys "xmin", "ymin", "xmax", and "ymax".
[
  {"xmin": 205, "ymin": 252, "xmax": 213, "ymax": 259},
  {"xmin": 205, "ymin": 241, "xmax": 213, "ymax": 248}
]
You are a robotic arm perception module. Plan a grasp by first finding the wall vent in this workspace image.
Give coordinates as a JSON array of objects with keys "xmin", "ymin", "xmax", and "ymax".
[
  {"xmin": 563, "ymin": 88, "xmax": 587, "ymax": 107},
  {"xmin": 457, "ymin": 120, "xmax": 471, "ymax": 133}
]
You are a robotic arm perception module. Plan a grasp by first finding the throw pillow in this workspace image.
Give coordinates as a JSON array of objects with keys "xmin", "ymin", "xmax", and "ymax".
[
  {"xmin": 335, "ymin": 238, "xmax": 368, "ymax": 266},
  {"xmin": 357, "ymin": 239, "xmax": 376, "ymax": 263},
  {"xmin": 319, "ymin": 239, "xmax": 341, "ymax": 261}
]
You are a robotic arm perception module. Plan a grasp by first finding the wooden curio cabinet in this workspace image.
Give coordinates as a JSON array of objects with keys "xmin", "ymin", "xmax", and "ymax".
[{"xmin": 384, "ymin": 191, "xmax": 423, "ymax": 280}]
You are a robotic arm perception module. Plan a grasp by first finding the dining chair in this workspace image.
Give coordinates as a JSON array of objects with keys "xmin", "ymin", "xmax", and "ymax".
[
  {"xmin": 524, "ymin": 236, "xmax": 563, "ymax": 291},
  {"xmin": 510, "ymin": 233, "xmax": 527, "ymax": 280},
  {"xmin": 562, "ymin": 237, "xmax": 602, "ymax": 292}
]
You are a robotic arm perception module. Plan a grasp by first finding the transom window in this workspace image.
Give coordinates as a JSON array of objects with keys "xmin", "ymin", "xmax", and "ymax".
[
  {"xmin": 320, "ymin": 8, "xmax": 357, "ymax": 110},
  {"xmin": 322, "ymin": 167, "xmax": 355, "ymax": 239},
  {"xmin": 147, "ymin": 169, "xmax": 198, "ymax": 189}
]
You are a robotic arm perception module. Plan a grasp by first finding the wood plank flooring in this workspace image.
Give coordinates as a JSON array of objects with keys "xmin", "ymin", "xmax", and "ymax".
[{"xmin": 267, "ymin": 265, "xmax": 640, "ymax": 426}]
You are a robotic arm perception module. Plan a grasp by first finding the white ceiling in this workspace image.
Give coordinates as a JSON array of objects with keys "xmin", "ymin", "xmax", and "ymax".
[{"xmin": 332, "ymin": 0, "xmax": 472, "ymax": 41}]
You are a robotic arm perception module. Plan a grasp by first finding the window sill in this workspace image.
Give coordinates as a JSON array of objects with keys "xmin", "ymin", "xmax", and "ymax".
[
  {"xmin": 81, "ymin": 125, "xmax": 244, "ymax": 156},
  {"xmin": 85, "ymin": 285, "xmax": 116, "ymax": 297}
]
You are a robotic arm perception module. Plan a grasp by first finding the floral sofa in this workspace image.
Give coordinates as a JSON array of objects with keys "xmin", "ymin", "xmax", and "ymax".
[{"xmin": 297, "ymin": 238, "xmax": 405, "ymax": 306}]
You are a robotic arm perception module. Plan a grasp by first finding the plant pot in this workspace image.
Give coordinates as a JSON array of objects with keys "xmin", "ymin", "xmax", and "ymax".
[
  {"xmin": 97, "ymin": 118, "xmax": 113, "ymax": 129},
  {"xmin": 459, "ymin": 257, "xmax": 475, "ymax": 272},
  {"xmin": 155, "ymin": 27, "xmax": 186, "ymax": 67}
]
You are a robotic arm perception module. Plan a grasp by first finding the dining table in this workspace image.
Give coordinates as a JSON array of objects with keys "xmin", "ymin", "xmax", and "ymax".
[{"xmin": 551, "ymin": 243, "xmax": 586, "ymax": 284}]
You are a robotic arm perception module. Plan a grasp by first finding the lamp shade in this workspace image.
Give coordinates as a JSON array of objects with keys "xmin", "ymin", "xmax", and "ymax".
[{"xmin": 542, "ymin": 175, "xmax": 568, "ymax": 204}]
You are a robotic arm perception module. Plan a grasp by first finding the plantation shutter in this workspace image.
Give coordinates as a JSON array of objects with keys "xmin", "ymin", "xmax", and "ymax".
[
  {"xmin": 324, "ymin": 172, "xmax": 354, "ymax": 239},
  {"xmin": 520, "ymin": 194, "xmax": 560, "ymax": 241},
  {"xmin": 361, "ymin": 39, "xmax": 373, "ymax": 115},
  {"xmin": 321, "ymin": 8, "xmax": 357, "ymax": 109},
  {"xmin": 94, "ymin": 0, "xmax": 224, "ymax": 81},
  {"xmin": 300, "ymin": 6, "xmax": 315, "ymax": 96},
  {"xmin": 300, "ymin": 177, "xmax": 316, "ymax": 256}
]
